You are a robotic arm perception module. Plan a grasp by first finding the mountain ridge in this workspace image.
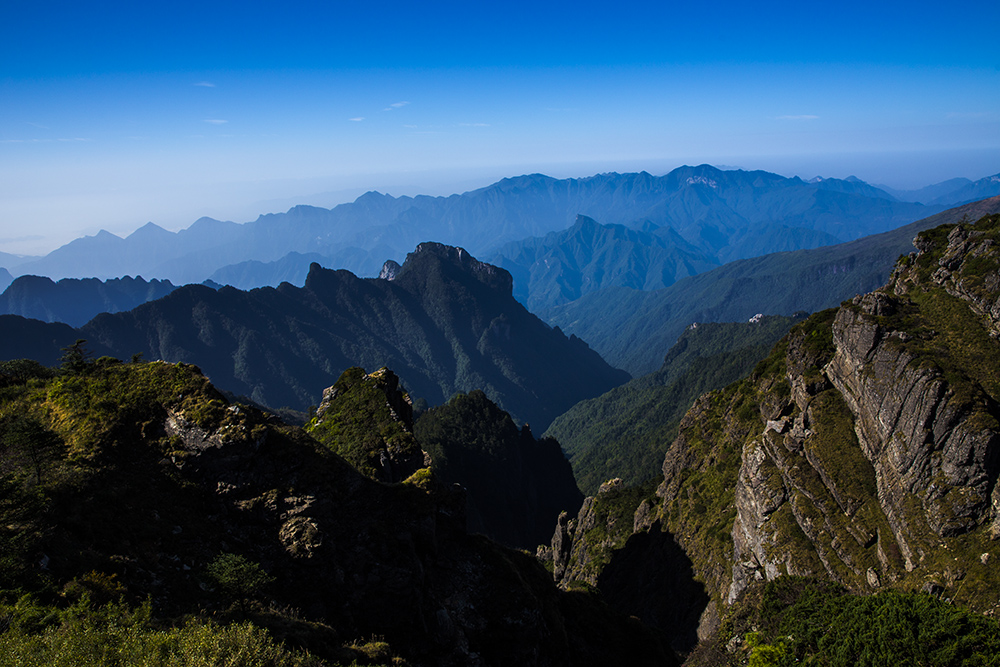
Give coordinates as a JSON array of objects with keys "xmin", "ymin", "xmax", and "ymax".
[
  {"xmin": 1, "ymin": 243, "xmax": 629, "ymax": 431},
  {"xmin": 9, "ymin": 165, "xmax": 950, "ymax": 284},
  {"xmin": 543, "ymin": 195, "xmax": 1000, "ymax": 375},
  {"xmin": 543, "ymin": 210, "xmax": 1000, "ymax": 660}
]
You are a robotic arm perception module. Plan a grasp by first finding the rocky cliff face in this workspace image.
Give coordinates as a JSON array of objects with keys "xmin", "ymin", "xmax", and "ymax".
[
  {"xmin": 0, "ymin": 359, "xmax": 674, "ymax": 666},
  {"xmin": 547, "ymin": 213, "xmax": 1000, "ymax": 651},
  {"xmin": 716, "ymin": 214, "xmax": 1000, "ymax": 613}
]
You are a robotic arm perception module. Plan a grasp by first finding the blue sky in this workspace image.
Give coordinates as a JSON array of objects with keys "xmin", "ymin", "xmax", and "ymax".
[{"xmin": 2, "ymin": 0, "xmax": 999, "ymax": 255}]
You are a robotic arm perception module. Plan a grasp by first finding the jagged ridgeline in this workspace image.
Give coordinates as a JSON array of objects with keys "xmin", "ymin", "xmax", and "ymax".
[
  {"xmin": 47, "ymin": 242, "xmax": 629, "ymax": 431},
  {"xmin": 548, "ymin": 213, "xmax": 1000, "ymax": 663},
  {"xmin": 0, "ymin": 356, "xmax": 675, "ymax": 665},
  {"xmin": 0, "ymin": 275, "xmax": 178, "ymax": 327}
]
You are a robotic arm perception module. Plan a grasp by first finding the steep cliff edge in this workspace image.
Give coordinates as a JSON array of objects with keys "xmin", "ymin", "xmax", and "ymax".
[
  {"xmin": 712, "ymin": 213, "xmax": 1000, "ymax": 613},
  {"xmin": 547, "ymin": 213, "xmax": 1000, "ymax": 655}
]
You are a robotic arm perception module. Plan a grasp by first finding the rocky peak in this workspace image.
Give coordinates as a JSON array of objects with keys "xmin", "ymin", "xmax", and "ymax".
[
  {"xmin": 398, "ymin": 242, "xmax": 514, "ymax": 296},
  {"xmin": 378, "ymin": 259, "xmax": 401, "ymax": 280},
  {"xmin": 900, "ymin": 215, "xmax": 1000, "ymax": 335},
  {"xmin": 308, "ymin": 366, "xmax": 427, "ymax": 482}
]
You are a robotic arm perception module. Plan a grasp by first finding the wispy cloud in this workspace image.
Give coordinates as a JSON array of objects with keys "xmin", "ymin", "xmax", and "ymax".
[
  {"xmin": 26, "ymin": 121, "xmax": 49, "ymax": 130},
  {"xmin": 349, "ymin": 117, "xmax": 365, "ymax": 122},
  {"xmin": 776, "ymin": 114, "xmax": 819, "ymax": 120},
  {"xmin": 458, "ymin": 122, "xmax": 490, "ymax": 127},
  {"xmin": 383, "ymin": 101, "xmax": 410, "ymax": 111},
  {"xmin": 203, "ymin": 119, "xmax": 228, "ymax": 125},
  {"xmin": 194, "ymin": 81, "xmax": 216, "ymax": 87}
]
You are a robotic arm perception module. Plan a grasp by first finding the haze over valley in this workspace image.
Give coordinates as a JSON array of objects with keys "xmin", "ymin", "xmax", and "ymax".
[{"xmin": 3, "ymin": 1, "xmax": 1000, "ymax": 665}]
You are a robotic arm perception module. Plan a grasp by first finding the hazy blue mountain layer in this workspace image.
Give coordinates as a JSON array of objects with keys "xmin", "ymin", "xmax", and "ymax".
[
  {"xmin": 0, "ymin": 274, "xmax": 178, "ymax": 327},
  {"xmin": 543, "ymin": 195, "xmax": 1000, "ymax": 376},
  {"xmin": 488, "ymin": 214, "xmax": 719, "ymax": 311},
  {"xmin": 11, "ymin": 165, "xmax": 945, "ymax": 284}
]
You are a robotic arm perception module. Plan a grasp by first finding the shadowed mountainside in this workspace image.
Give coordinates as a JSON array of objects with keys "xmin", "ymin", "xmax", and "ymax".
[
  {"xmin": 544, "ymin": 212, "xmax": 1000, "ymax": 663},
  {"xmin": 544, "ymin": 196, "xmax": 1000, "ymax": 375},
  {"xmin": 0, "ymin": 357, "xmax": 675, "ymax": 666},
  {"xmin": 1, "ymin": 243, "xmax": 629, "ymax": 432}
]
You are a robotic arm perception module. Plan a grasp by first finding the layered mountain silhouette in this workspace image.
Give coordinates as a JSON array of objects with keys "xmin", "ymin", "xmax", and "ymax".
[
  {"xmin": 544, "ymin": 195, "xmax": 1000, "ymax": 375},
  {"xmin": 0, "ymin": 275, "xmax": 178, "ymax": 327},
  {"xmin": 0, "ymin": 243, "xmax": 628, "ymax": 430},
  {"xmin": 8, "ymin": 165, "xmax": 951, "ymax": 284}
]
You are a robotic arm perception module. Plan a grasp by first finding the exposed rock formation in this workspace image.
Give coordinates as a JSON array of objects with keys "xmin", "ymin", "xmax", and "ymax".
[
  {"xmin": 0, "ymin": 359, "xmax": 675, "ymax": 666},
  {"xmin": 307, "ymin": 366, "xmax": 428, "ymax": 483},
  {"xmin": 689, "ymin": 213, "xmax": 1000, "ymax": 615},
  {"xmin": 547, "ymin": 213, "xmax": 1000, "ymax": 652}
]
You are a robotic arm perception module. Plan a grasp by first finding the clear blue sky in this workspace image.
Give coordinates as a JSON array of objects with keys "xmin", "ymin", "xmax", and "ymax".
[{"xmin": 2, "ymin": 0, "xmax": 999, "ymax": 255}]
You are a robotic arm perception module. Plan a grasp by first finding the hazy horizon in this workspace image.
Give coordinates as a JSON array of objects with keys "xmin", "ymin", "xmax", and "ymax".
[{"xmin": 3, "ymin": 0, "xmax": 998, "ymax": 256}]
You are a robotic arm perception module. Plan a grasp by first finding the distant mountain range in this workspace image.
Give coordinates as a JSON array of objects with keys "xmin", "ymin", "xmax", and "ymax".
[
  {"xmin": 543, "ymin": 195, "xmax": 1000, "ymax": 375},
  {"xmin": 876, "ymin": 174, "xmax": 1000, "ymax": 205},
  {"xmin": 0, "ymin": 275, "xmax": 178, "ymax": 327},
  {"xmin": 10, "ymin": 165, "xmax": 999, "ymax": 286},
  {"xmin": 0, "ymin": 243, "xmax": 628, "ymax": 431},
  {"xmin": 488, "ymin": 215, "xmax": 719, "ymax": 311}
]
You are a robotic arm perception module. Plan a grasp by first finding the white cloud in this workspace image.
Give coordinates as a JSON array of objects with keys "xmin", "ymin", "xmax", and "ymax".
[
  {"xmin": 194, "ymin": 81, "xmax": 216, "ymax": 87},
  {"xmin": 383, "ymin": 101, "xmax": 410, "ymax": 111},
  {"xmin": 776, "ymin": 115, "xmax": 819, "ymax": 120},
  {"xmin": 458, "ymin": 123, "xmax": 490, "ymax": 127},
  {"xmin": 349, "ymin": 117, "xmax": 365, "ymax": 122},
  {"xmin": 203, "ymin": 119, "xmax": 228, "ymax": 125}
]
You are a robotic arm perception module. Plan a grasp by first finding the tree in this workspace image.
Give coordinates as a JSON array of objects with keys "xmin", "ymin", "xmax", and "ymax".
[
  {"xmin": 204, "ymin": 553, "xmax": 274, "ymax": 610},
  {"xmin": 0, "ymin": 414, "xmax": 63, "ymax": 484},
  {"xmin": 59, "ymin": 339, "xmax": 93, "ymax": 375}
]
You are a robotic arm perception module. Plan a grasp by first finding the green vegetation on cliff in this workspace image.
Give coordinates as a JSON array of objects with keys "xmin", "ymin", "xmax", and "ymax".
[
  {"xmin": 306, "ymin": 366, "xmax": 423, "ymax": 482},
  {"xmin": 0, "ymin": 355, "xmax": 673, "ymax": 665},
  {"xmin": 546, "ymin": 314, "xmax": 803, "ymax": 495},
  {"xmin": 691, "ymin": 576, "xmax": 1000, "ymax": 667}
]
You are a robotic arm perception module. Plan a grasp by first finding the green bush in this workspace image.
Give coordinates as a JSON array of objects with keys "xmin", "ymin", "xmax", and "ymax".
[
  {"xmin": 205, "ymin": 553, "xmax": 275, "ymax": 605},
  {"xmin": 0, "ymin": 598, "xmax": 322, "ymax": 667}
]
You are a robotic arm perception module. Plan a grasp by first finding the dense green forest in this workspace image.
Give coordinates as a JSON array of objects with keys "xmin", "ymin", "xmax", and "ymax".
[{"xmin": 546, "ymin": 314, "xmax": 805, "ymax": 494}]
